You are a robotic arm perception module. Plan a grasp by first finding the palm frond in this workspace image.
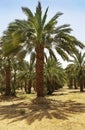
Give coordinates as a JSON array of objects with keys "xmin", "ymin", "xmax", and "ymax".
[
  {"xmin": 30, "ymin": 51, "xmax": 36, "ymax": 64},
  {"xmin": 55, "ymin": 46, "xmax": 69, "ymax": 61},
  {"xmin": 45, "ymin": 12, "xmax": 63, "ymax": 31},
  {"xmin": 48, "ymin": 48, "xmax": 57, "ymax": 61},
  {"xmin": 42, "ymin": 7, "xmax": 49, "ymax": 26},
  {"xmin": 22, "ymin": 7, "xmax": 33, "ymax": 19},
  {"xmin": 17, "ymin": 50, "xmax": 27, "ymax": 61}
]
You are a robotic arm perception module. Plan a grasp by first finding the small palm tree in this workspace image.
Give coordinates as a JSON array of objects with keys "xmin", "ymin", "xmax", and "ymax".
[
  {"xmin": 74, "ymin": 52, "xmax": 85, "ymax": 91},
  {"xmin": 66, "ymin": 52, "xmax": 85, "ymax": 91},
  {"xmin": 17, "ymin": 59, "xmax": 35, "ymax": 94},
  {"xmin": 2, "ymin": 2, "xmax": 84, "ymax": 97},
  {"xmin": 66, "ymin": 64, "xmax": 77, "ymax": 89},
  {"xmin": 44, "ymin": 57, "xmax": 66, "ymax": 94}
]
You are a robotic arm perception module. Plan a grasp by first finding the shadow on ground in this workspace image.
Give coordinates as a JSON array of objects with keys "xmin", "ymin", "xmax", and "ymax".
[{"xmin": 0, "ymin": 96, "xmax": 85, "ymax": 125}]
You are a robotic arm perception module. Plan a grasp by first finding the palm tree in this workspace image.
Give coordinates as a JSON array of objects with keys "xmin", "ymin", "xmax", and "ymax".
[
  {"xmin": 4, "ymin": 57, "xmax": 11, "ymax": 96},
  {"xmin": 74, "ymin": 52, "xmax": 85, "ymax": 91},
  {"xmin": 10, "ymin": 57, "xmax": 23, "ymax": 95},
  {"xmin": 0, "ymin": 41, "xmax": 11, "ymax": 95},
  {"xmin": 44, "ymin": 57, "xmax": 66, "ymax": 94},
  {"xmin": 66, "ymin": 64, "xmax": 78, "ymax": 89},
  {"xmin": 67, "ymin": 52, "xmax": 85, "ymax": 91},
  {"xmin": 1, "ymin": 28, "xmax": 28, "ymax": 95},
  {"xmin": 2, "ymin": 2, "xmax": 84, "ymax": 97},
  {"xmin": 0, "ymin": 44, "xmax": 6, "ymax": 93},
  {"xmin": 17, "ymin": 60, "xmax": 35, "ymax": 94}
]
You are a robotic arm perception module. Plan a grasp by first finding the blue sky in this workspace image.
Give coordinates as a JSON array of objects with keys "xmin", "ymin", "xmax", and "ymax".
[
  {"xmin": 0, "ymin": 0, "xmax": 85, "ymax": 67},
  {"xmin": 0, "ymin": 0, "xmax": 85, "ymax": 43}
]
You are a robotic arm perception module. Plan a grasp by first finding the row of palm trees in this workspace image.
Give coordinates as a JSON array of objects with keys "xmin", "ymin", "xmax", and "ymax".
[
  {"xmin": 0, "ymin": 48, "xmax": 85, "ymax": 96},
  {"xmin": 0, "ymin": 2, "xmax": 85, "ymax": 97},
  {"xmin": 0, "ymin": 53, "xmax": 65, "ymax": 95}
]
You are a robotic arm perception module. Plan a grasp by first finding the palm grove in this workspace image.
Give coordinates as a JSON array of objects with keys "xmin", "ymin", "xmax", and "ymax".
[{"xmin": 0, "ymin": 2, "xmax": 85, "ymax": 97}]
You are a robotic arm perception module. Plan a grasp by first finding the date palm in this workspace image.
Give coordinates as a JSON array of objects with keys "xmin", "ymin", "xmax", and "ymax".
[
  {"xmin": 66, "ymin": 52, "xmax": 85, "ymax": 91},
  {"xmin": 0, "ymin": 44, "xmax": 6, "ymax": 93},
  {"xmin": 66, "ymin": 64, "xmax": 77, "ymax": 89},
  {"xmin": 72, "ymin": 52, "xmax": 85, "ymax": 91},
  {"xmin": 17, "ymin": 59, "xmax": 35, "ymax": 94},
  {"xmin": 0, "ymin": 41, "xmax": 11, "ymax": 95},
  {"xmin": 44, "ymin": 57, "xmax": 66, "ymax": 94},
  {"xmin": 2, "ymin": 2, "xmax": 84, "ymax": 97}
]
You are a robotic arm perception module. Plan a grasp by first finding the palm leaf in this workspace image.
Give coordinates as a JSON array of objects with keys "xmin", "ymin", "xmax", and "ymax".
[
  {"xmin": 55, "ymin": 46, "xmax": 69, "ymax": 61},
  {"xmin": 22, "ymin": 7, "xmax": 33, "ymax": 19},
  {"xmin": 42, "ymin": 7, "xmax": 49, "ymax": 26}
]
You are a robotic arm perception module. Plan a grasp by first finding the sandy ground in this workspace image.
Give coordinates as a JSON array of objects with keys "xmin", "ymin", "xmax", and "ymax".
[{"xmin": 0, "ymin": 88, "xmax": 85, "ymax": 130}]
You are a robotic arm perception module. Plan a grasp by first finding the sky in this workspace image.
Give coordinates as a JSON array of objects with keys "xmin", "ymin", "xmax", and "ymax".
[{"xmin": 0, "ymin": 0, "xmax": 85, "ymax": 67}]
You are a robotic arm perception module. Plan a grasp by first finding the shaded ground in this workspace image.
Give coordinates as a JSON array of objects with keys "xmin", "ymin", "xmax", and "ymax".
[{"xmin": 0, "ymin": 88, "xmax": 85, "ymax": 130}]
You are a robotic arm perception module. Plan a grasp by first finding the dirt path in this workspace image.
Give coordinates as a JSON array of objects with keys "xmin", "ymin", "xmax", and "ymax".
[{"xmin": 0, "ymin": 88, "xmax": 85, "ymax": 130}]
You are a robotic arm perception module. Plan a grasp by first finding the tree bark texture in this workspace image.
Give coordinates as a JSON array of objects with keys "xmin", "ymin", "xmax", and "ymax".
[
  {"xmin": 35, "ymin": 45, "xmax": 44, "ymax": 97},
  {"xmin": 5, "ymin": 65, "xmax": 11, "ymax": 96}
]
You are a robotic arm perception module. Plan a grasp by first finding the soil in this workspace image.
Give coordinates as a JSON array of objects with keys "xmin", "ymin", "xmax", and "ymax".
[{"xmin": 0, "ymin": 88, "xmax": 85, "ymax": 130}]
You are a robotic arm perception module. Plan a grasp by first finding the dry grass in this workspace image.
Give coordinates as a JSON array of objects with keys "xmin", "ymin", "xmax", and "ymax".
[{"xmin": 0, "ymin": 88, "xmax": 85, "ymax": 130}]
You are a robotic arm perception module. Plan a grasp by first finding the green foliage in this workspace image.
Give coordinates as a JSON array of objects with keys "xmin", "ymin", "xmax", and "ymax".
[
  {"xmin": 44, "ymin": 58, "xmax": 66, "ymax": 95},
  {"xmin": 66, "ymin": 52, "xmax": 85, "ymax": 90}
]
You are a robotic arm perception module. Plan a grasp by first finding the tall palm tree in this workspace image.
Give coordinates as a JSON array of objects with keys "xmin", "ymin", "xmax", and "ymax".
[
  {"xmin": 5, "ymin": 57, "xmax": 11, "ymax": 95},
  {"xmin": 1, "ymin": 30, "xmax": 27, "ymax": 96},
  {"xmin": 0, "ymin": 44, "xmax": 6, "ymax": 93},
  {"xmin": 0, "ymin": 41, "xmax": 11, "ymax": 95},
  {"xmin": 2, "ymin": 2, "xmax": 84, "ymax": 97}
]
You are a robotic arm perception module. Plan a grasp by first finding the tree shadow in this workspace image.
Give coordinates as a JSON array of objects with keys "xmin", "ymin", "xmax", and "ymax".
[
  {"xmin": 26, "ymin": 98, "xmax": 85, "ymax": 125},
  {"xmin": 51, "ymin": 89, "xmax": 85, "ymax": 96},
  {"xmin": 48, "ymin": 92, "xmax": 68, "ymax": 96},
  {"xmin": 69, "ymin": 90, "xmax": 85, "ymax": 93},
  {"xmin": 0, "ymin": 97, "xmax": 85, "ymax": 125},
  {"xmin": 0, "ymin": 95, "xmax": 24, "ymax": 102}
]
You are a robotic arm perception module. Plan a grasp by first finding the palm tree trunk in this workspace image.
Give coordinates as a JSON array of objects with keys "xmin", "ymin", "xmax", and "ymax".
[
  {"xmin": 80, "ymin": 81, "xmax": 83, "ymax": 92},
  {"xmin": 12, "ymin": 69, "xmax": 17, "ymax": 96},
  {"xmin": 24, "ymin": 80, "xmax": 28, "ymax": 93},
  {"xmin": 5, "ymin": 65, "xmax": 11, "ymax": 96},
  {"xmin": 84, "ymin": 81, "xmax": 85, "ymax": 88},
  {"xmin": 14, "ymin": 70, "xmax": 16, "ymax": 86},
  {"xmin": 27, "ymin": 80, "xmax": 32, "ymax": 94},
  {"xmin": 74, "ymin": 79, "xmax": 77, "ymax": 89},
  {"xmin": 68, "ymin": 78, "xmax": 73, "ymax": 89},
  {"xmin": 35, "ymin": 45, "xmax": 44, "ymax": 97}
]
